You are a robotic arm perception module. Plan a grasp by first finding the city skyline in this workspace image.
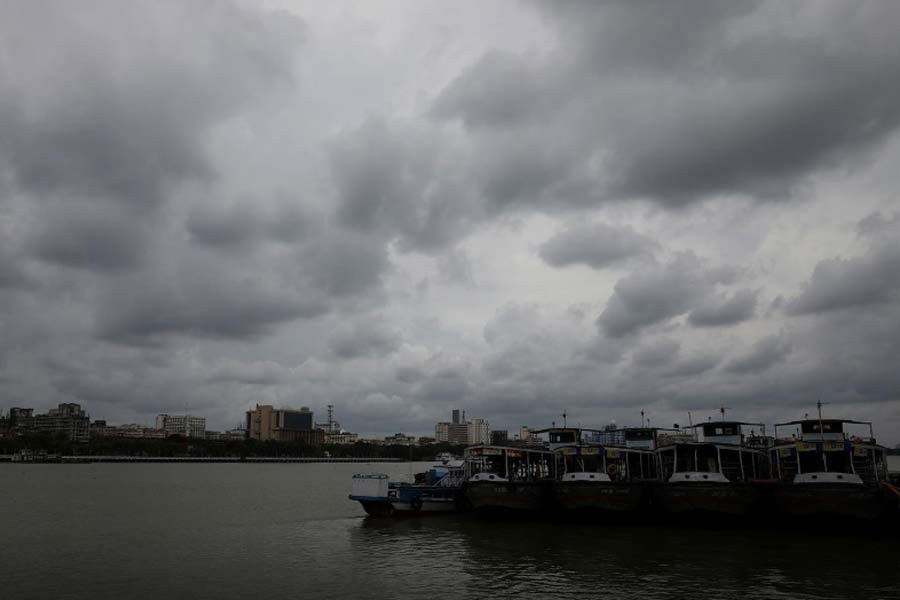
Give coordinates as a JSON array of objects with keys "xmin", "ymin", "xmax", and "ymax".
[{"xmin": 1, "ymin": 2, "xmax": 900, "ymax": 444}]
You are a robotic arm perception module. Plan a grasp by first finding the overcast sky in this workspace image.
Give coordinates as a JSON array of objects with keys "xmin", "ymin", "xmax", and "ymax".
[{"xmin": 2, "ymin": 1, "xmax": 900, "ymax": 443}]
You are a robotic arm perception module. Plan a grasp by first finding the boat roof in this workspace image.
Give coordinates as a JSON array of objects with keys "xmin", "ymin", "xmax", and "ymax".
[
  {"xmin": 774, "ymin": 418, "xmax": 872, "ymax": 426},
  {"xmin": 530, "ymin": 427, "xmax": 582, "ymax": 434},
  {"xmin": 684, "ymin": 421, "xmax": 765, "ymax": 429}
]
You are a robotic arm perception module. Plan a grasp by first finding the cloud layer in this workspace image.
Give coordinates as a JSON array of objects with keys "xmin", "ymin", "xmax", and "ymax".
[{"xmin": 1, "ymin": 1, "xmax": 899, "ymax": 442}]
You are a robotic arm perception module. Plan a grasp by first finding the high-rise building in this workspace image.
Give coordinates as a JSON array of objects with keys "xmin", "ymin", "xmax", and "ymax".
[
  {"xmin": 155, "ymin": 414, "xmax": 206, "ymax": 438},
  {"xmin": 452, "ymin": 409, "xmax": 460, "ymax": 424},
  {"xmin": 490, "ymin": 430, "xmax": 508, "ymax": 445},
  {"xmin": 32, "ymin": 403, "xmax": 90, "ymax": 443},
  {"xmin": 435, "ymin": 421, "xmax": 450, "ymax": 442},
  {"xmin": 245, "ymin": 404, "xmax": 322, "ymax": 445},
  {"xmin": 467, "ymin": 418, "xmax": 490, "ymax": 445},
  {"xmin": 8, "ymin": 407, "xmax": 34, "ymax": 432}
]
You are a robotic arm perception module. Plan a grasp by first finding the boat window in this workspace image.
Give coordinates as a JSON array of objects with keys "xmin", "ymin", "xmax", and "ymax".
[{"xmin": 798, "ymin": 450, "xmax": 824, "ymax": 473}]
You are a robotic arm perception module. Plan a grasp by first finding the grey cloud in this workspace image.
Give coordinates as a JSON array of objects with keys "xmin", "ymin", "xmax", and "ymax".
[
  {"xmin": 330, "ymin": 319, "xmax": 401, "ymax": 360},
  {"xmin": 688, "ymin": 289, "xmax": 758, "ymax": 327},
  {"xmin": 330, "ymin": 119, "xmax": 478, "ymax": 253},
  {"xmin": 539, "ymin": 223, "xmax": 656, "ymax": 269},
  {"xmin": 787, "ymin": 241, "xmax": 900, "ymax": 315},
  {"xmin": 597, "ymin": 253, "xmax": 731, "ymax": 338},
  {"xmin": 436, "ymin": 248, "xmax": 476, "ymax": 287},
  {"xmin": 0, "ymin": 1, "xmax": 302, "ymax": 208},
  {"xmin": 432, "ymin": 1, "xmax": 900, "ymax": 208},
  {"xmin": 95, "ymin": 263, "xmax": 323, "ymax": 345},
  {"xmin": 430, "ymin": 50, "xmax": 556, "ymax": 129},
  {"xmin": 632, "ymin": 339, "xmax": 680, "ymax": 368},
  {"xmin": 309, "ymin": 231, "xmax": 390, "ymax": 297},
  {"xmin": 664, "ymin": 354, "xmax": 721, "ymax": 378},
  {"xmin": 187, "ymin": 202, "xmax": 313, "ymax": 249},
  {"xmin": 725, "ymin": 333, "xmax": 792, "ymax": 374},
  {"xmin": 29, "ymin": 203, "xmax": 149, "ymax": 272}
]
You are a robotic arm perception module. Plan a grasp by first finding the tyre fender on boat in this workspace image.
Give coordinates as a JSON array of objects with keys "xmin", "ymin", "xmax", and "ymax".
[{"xmin": 410, "ymin": 495, "xmax": 423, "ymax": 512}]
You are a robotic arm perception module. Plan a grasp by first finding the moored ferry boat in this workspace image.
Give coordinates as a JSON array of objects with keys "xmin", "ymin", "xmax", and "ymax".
[
  {"xmin": 653, "ymin": 420, "xmax": 771, "ymax": 517},
  {"xmin": 349, "ymin": 461, "xmax": 466, "ymax": 517},
  {"xmin": 769, "ymin": 411, "xmax": 896, "ymax": 521},
  {"xmin": 553, "ymin": 427, "xmax": 660, "ymax": 516},
  {"xmin": 464, "ymin": 445, "xmax": 557, "ymax": 515}
]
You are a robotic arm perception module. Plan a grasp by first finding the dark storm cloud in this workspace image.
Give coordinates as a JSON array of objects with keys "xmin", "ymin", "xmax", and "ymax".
[
  {"xmin": 597, "ymin": 253, "xmax": 733, "ymax": 338},
  {"xmin": 29, "ymin": 203, "xmax": 149, "ymax": 272},
  {"xmin": 431, "ymin": 0, "xmax": 900, "ymax": 209},
  {"xmin": 688, "ymin": 289, "xmax": 758, "ymax": 327},
  {"xmin": 309, "ymin": 231, "xmax": 390, "ymax": 297},
  {"xmin": 0, "ymin": 1, "xmax": 302, "ymax": 209},
  {"xmin": 663, "ymin": 354, "xmax": 721, "ymax": 378},
  {"xmin": 94, "ymin": 255, "xmax": 324, "ymax": 345},
  {"xmin": 329, "ymin": 119, "xmax": 477, "ymax": 253},
  {"xmin": 329, "ymin": 319, "xmax": 401, "ymax": 360},
  {"xmin": 631, "ymin": 339, "xmax": 680, "ymax": 369},
  {"xmin": 186, "ymin": 202, "xmax": 313, "ymax": 249},
  {"xmin": 725, "ymin": 333, "xmax": 792, "ymax": 374},
  {"xmin": 538, "ymin": 223, "xmax": 656, "ymax": 269},
  {"xmin": 787, "ymin": 239, "xmax": 900, "ymax": 315}
]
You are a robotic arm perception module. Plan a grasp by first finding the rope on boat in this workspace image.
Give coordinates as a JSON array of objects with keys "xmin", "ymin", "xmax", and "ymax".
[{"xmin": 880, "ymin": 481, "xmax": 900, "ymax": 501}]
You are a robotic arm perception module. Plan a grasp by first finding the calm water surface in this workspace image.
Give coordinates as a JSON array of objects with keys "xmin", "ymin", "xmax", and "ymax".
[{"xmin": 1, "ymin": 462, "xmax": 899, "ymax": 600}]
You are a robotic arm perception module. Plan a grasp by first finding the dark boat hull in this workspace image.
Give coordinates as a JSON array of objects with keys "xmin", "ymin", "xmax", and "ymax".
[
  {"xmin": 554, "ymin": 482, "xmax": 646, "ymax": 514},
  {"xmin": 654, "ymin": 483, "xmax": 761, "ymax": 517},
  {"xmin": 772, "ymin": 484, "xmax": 895, "ymax": 521},
  {"xmin": 465, "ymin": 480, "xmax": 552, "ymax": 515}
]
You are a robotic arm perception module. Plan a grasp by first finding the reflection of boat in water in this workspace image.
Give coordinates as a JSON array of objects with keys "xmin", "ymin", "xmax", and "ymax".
[
  {"xmin": 464, "ymin": 445, "xmax": 557, "ymax": 515},
  {"xmin": 654, "ymin": 420, "xmax": 771, "ymax": 517},
  {"xmin": 349, "ymin": 461, "xmax": 466, "ymax": 516},
  {"xmin": 769, "ymin": 408, "xmax": 896, "ymax": 522},
  {"xmin": 552, "ymin": 427, "xmax": 659, "ymax": 515}
]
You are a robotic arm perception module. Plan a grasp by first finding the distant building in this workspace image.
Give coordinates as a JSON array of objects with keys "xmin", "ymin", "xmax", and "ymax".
[
  {"xmin": 436, "ymin": 411, "xmax": 488, "ymax": 445},
  {"xmin": 155, "ymin": 414, "xmax": 206, "ymax": 438},
  {"xmin": 467, "ymin": 418, "xmax": 490, "ymax": 445},
  {"xmin": 204, "ymin": 429, "xmax": 245, "ymax": 442},
  {"xmin": 101, "ymin": 424, "xmax": 167, "ymax": 439},
  {"xmin": 325, "ymin": 431, "xmax": 359, "ymax": 445},
  {"xmin": 447, "ymin": 424, "xmax": 468, "ymax": 445},
  {"xmin": 490, "ymin": 430, "xmax": 508, "ymax": 445},
  {"xmin": 417, "ymin": 436, "xmax": 436, "ymax": 445},
  {"xmin": 8, "ymin": 407, "xmax": 35, "ymax": 432},
  {"xmin": 33, "ymin": 403, "xmax": 90, "ymax": 443},
  {"xmin": 385, "ymin": 433, "xmax": 416, "ymax": 446},
  {"xmin": 245, "ymin": 404, "xmax": 322, "ymax": 445}
]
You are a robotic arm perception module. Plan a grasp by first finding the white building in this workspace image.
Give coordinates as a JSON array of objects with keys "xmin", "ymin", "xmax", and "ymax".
[
  {"xmin": 155, "ymin": 414, "xmax": 206, "ymax": 438},
  {"xmin": 467, "ymin": 418, "xmax": 490, "ymax": 445}
]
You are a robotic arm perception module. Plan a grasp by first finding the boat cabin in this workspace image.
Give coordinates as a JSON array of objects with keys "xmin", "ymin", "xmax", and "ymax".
[
  {"xmin": 531, "ymin": 427, "xmax": 582, "ymax": 451},
  {"xmin": 464, "ymin": 445, "xmax": 557, "ymax": 482},
  {"xmin": 657, "ymin": 421, "xmax": 771, "ymax": 483},
  {"xmin": 556, "ymin": 443, "xmax": 658, "ymax": 483},
  {"xmin": 771, "ymin": 419, "xmax": 888, "ymax": 485}
]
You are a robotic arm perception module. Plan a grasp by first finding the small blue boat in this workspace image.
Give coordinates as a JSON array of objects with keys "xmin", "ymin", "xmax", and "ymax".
[{"xmin": 349, "ymin": 461, "xmax": 466, "ymax": 516}]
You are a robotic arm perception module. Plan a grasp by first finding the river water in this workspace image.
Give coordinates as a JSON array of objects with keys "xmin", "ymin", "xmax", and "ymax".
[{"xmin": 1, "ymin": 461, "xmax": 898, "ymax": 600}]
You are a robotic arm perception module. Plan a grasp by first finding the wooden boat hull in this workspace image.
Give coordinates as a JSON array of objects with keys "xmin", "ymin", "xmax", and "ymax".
[
  {"xmin": 772, "ymin": 484, "xmax": 894, "ymax": 521},
  {"xmin": 554, "ymin": 482, "xmax": 645, "ymax": 513},
  {"xmin": 654, "ymin": 483, "xmax": 761, "ymax": 517},
  {"xmin": 465, "ymin": 480, "xmax": 552, "ymax": 514}
]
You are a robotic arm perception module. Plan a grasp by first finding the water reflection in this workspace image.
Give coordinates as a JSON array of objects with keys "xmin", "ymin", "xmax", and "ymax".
[{"xmin": 351, "ymin": 515, "xmax": 900, "ymax": 600}]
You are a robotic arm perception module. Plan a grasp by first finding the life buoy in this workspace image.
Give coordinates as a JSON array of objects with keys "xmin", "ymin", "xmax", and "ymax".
[
  {"xmin": 409, "ymin": 495, "xmax": 423, "ymax": 512},
  {"xmin": 607, "ymin": 463, "xmax": 618, "ymax": 479}
]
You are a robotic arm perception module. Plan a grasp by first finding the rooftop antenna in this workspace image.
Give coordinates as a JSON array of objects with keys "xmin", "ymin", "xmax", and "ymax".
[
  {"xmin": 640, "ymin": 410, "xmax": 645, "ymax": 428},
  {"xmin": 561, "ymin": 411, "xmax": 568, "ymax": 429},
  {"xmin": 816, "ymin": 398, "xmax": 829, "ymax": 436},
  {"xmin": 719, "ymin": 405, "xmax": 730, "ymax": 421}
]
